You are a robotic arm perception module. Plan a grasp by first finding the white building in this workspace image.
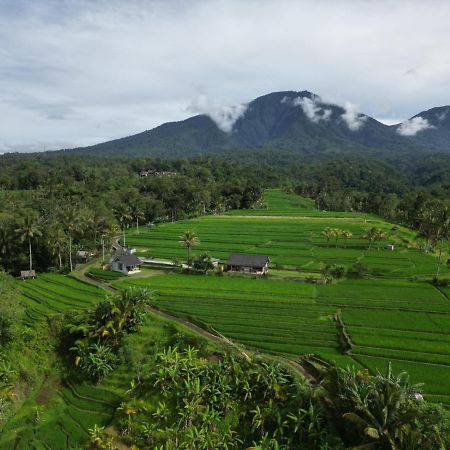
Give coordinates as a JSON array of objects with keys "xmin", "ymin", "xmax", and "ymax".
[{"xmin": 110, "ymin": 252, "xmax": 142, "ymax": 275}]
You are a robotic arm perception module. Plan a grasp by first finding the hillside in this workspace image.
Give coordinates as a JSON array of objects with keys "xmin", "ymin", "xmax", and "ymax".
[{"xmin": 59, "ymin": 90, "xmax": 450, "ymax": 158}]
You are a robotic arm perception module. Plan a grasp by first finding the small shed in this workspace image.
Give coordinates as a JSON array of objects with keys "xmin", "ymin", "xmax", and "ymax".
[
  {"xmin": 226, "ymin": 254, "xmax": 270, "ymax": 275},
  {"xmin": 20, "ymin": 270, "xmax": 36, "ymax": 280},
  {"xmin": 76, "ymin": 250, "xmax": 94, "ymax": 263},
  {"xmin": 385, "ymin": 244, "xmax": 395, "ymax": 251},
  {"xmin": 110, "ymin": 253, "xmax": 142, "ymax": 275}
]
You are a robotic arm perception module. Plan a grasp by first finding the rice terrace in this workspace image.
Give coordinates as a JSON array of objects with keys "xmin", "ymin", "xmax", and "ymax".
[
  {"xmin": 122, "ymin": 189, "xmax": 450, "ymax": 403},
  {"xmin": 1, "ymin": 186, "xmax": 450, "ymax": 449}
]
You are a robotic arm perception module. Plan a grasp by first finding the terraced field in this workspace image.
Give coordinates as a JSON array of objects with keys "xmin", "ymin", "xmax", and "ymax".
[
  {"xmin": 115, "ymin": 274, "xmax": 347, "ymax": 363},
  {"xmin": 18, "ymin": 273, "xmax": 105, "ymax": 324},
  {"xmin": 225, "ymin": 189, "xmax": 374, "ymax": 218},
  {"xmin": 118, "ymin": 274, "xmax": 450, "ymax": 403},
  {"xmin": 126, "ymin": 191, "xmax": 446, "ymax": 279},
  {"xmin": 0, "ymin": 274, "xmax": 117, "ymax": 450},
  {"xmin": 1, "ymin": 272, "xmax": 178, "ymax": 450}
]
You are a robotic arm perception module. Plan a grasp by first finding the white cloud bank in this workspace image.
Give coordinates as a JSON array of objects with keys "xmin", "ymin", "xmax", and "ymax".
[
  {"xmin": 341, "ymin": 102, "xmax": 367, "ymax": 131},
  {"xmin": 283, "ymin": 96, "xmax": 366, "ymax": 131},
  {"xmin": 286, "ymin": 95, "xmax": 332, "ymax": 123},
  {"xmin": 397, "ymin": 116, "xmax": 435, "ymax": 136},
  {"xmin": 188, "ymin": 95, "xmax": 247, "ymax": 133}
]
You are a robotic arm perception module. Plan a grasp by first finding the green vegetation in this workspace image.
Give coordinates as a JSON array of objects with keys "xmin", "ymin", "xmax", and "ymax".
[
  {"xmin": 1, "ymin": 151, "xmax": 449, "ymax": 449},
  {"xmin": 126, "ymin": 192, "xmax": 448, "ymax": 279},
  {"xmin": 19, "ymin": 273, "xmax": 104, "ymax": 324}
]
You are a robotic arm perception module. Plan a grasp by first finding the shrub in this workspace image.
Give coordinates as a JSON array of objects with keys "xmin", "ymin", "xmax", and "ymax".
[
  {"xmin": 347, "ymin": 261, "xmax": 369, "ymax": 278},
  {"xmin": 192, "ymin": 252, "xmax": 215, "ymax": 272},
  {"xmin": 0, "ymin": 317, "xmax": 13, "ymax": 347},
  {"xmin": 76, "ymin": 342, "xmax": 117, "ymax": 381}
]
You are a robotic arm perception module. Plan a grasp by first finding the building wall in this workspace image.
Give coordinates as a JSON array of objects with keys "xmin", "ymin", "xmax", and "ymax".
[
  {"xmin": 111, "ymin": 260, "xmax": 128, "ymax": 275},
  {"xmin": 227, "ymin": 264, "xmax": 268, "ymax": 274}
]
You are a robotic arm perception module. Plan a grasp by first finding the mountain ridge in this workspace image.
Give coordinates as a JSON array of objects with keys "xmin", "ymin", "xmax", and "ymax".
[{"xmin": 59, "ymin": 90, "xmax": 450, "ymax": 157}]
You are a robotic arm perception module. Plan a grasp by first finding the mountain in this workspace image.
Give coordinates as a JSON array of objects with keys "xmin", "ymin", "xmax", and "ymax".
[
  {"xmin": 62, "ymin": 91, "xmax": 449, "ymax": 158},
  {"xmin": 393, "ymin": 106, "xmax": 450, "ymax": 151}
]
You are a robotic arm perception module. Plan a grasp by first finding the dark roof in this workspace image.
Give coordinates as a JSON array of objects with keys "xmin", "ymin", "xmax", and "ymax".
[
  {"xmin": 113, "ymin": 254, "xmax": 141, "ymax": 266},
  {"xmin": 226, "ymin": 253, "xmax": 270, "ymax": 267}
]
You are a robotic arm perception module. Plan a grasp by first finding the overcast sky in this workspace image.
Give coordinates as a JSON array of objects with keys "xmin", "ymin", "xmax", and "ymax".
[{"xmin": 1, "ymin": 0, "xmax": 450, "ymax": 152}]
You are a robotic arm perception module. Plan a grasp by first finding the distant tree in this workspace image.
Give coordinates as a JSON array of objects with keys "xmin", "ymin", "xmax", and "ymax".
[
  {"xmin": 130, "ymin": 204, "xmax": 145, "ymax": 234},
  {"xmin": 88, "ymin": 213, "xmax": 108, "ymax": 246},
  {"xmin": 179, "ymin": 230, "xmax": 199, "ymax": 265},
  {"xmin": 114, "ymin": 206, "xmax": 132, "ymax": 247},
  {"xmin": 341, "ymin": 230, "xmax": 353, "ymax": 248},
  {"xmin": 321, "ymin": 228, "xmax": 334, "ymax": 248},
  {"xmin": 432, "ymin": 204, "xmax": 450, "ymax": 282},
  {"xmin": 47, "ymin": 226, "xmax": 67, "ymax": 269},
  {"xmin": 61, "ymin": 207, "xmax": 81, "ymax": 272},
  {"xmin": 15, "ymin": 213, "xmax": 42, "ymax": 271},
  {"xmin": 363, "ymin": 227, "xmax": 386, "ymax": 250},
  {"xmin": 0, "ymin": 220, "xmax": 14, "ymax": 271},
  {"xmin": 332, "ymin": 228, "xmax": 342, "ymax": 248},
  {"xmin": 192, "ymin": 252, "xmax": 214, "ymax": 272}
]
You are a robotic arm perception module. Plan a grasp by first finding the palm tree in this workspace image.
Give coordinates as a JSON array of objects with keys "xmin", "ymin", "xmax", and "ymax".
[
  {"xmin": 130, "ymin": 204, "xmax": 145, "ymax": 234},
  {"xmin": 363, "ymin": 227, "xmax": 385, "ymax": 250},
  {"xmin": 0, "ymin": 220, "xmax": 13, "ymax": 271},
  {"xmin": 61, "ymin": 207, "xmax": 80, "ymax": 272},
  {"xmin": 47, "ymin": 226, "xmax": 67, "ymax": 269},
  {"xmin": 433, "ymin": 205, "xmax": 450, "ymax": 281},
  {"xmin": 332, "ymin": 228, "xmax": 342, "ymax": 248},
  {"xmin": 321, "ymin": 227, "xmax": 334, "ymax": 248},
  {"xmin": 88, "ymin": 212, "xmax": 108, "ymax": 246},
  {"xmin": 15, "ymin": 214, "xmax": 42, "ymax": 272},
  {"xmin": 341, "ymin": 230, "xmax": 353, "ymax": 248},
  {"xmin": 114, "ymin": 206, "xmax": 132, "ymax": 246},
  {"xmin": 179, "ymin": 230, "xmax": 199, "ymax": 265}
]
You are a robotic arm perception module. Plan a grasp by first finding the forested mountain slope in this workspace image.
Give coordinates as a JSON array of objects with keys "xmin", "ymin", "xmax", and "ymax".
[{"xmin": 59, "ymin": 90, "xmax": 450, "ymax": 157}]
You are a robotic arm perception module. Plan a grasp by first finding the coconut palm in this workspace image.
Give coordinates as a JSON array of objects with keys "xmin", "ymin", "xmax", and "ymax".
[
  {"xmin": 114, "ymin": 206, "xmax": 132, "ymax": 246},
  {"xmin": 0, "ymin": 220, "xmax": 14, "ymax": 271},
  {"xmin": 15, "ymin": 214, "xmax": 42, "ymax": 272},
  {"xmin": 363, "ymin": 227, "xmax": 385, "ymax": 250},
  {"xmin": 332, "ymin": 228, "xmax": 342, "ymax": 248},
  {"xmin": 179, "ymin": 230, "xmax": 199, "ymax": 265},
  {"xmin": 433, "ymin": 204, "xmax": 450, "ymax": 281},
  {"xmin": 88, "ymin": 212, "xmax": 108, "ymax": 246},
  {"xmin": 47, "ymin": 226, "xmax": 67, "ymax": 269},
  {"xmin": 61, "ymin": 207, "xmax": 81, "ymax": 272},
  {"xmin": 341, "ymin": 230, "xmax": 353, "ymax": 248},
  {"xmin": 130, "ymin": 204, "xmax": 145, "ymax": 234},
  {"xmin": 321, "ymin": 227, "xmax": 334, "ymax": 248}
]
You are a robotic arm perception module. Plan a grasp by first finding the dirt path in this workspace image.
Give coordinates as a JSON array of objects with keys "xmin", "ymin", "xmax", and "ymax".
[
  {"xmin": 215, "ymin": 214, "xmax": 377, "ymax": 221},
  {"xmin": 76, "ymin": 262, "xmax": 317, "ymax": 382}
]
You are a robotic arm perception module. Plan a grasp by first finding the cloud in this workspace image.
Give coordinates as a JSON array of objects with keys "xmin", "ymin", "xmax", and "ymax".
[
  {"xmin": 397, "ymin": 116, "xmax": 435, "ymax": 136},
  {"xmin": 283, "ymin": 95, "xmax": 332, "ymax": 123},
  {"xmin": 188, "ymin": 94, "xmax": 247, "ymax": 133},
  {"xmin": 437, "ymin": 110, "xmax": 448, "ymax": 121},
  {"xmin": 341, "ymin": 102, "xmax": 366, "ymax": 131}
]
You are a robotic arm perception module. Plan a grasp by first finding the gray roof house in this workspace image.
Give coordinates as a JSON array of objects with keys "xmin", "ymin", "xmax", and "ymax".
[
  {"xmin": 110, "ymin": 251, "xmax": 142, "ymax": 275},
  {"xmin": 226, "ymin": 254, "xmax": 270, "ymax": 275}
]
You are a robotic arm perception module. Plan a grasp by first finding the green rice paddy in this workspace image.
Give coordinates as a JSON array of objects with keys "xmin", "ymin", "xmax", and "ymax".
[
  {"xmin": 118, "ymin": 273, "xmax": 450, "ymax": 403},
  {"xmin": 126, "ymin": 190, "xmax": 447, "ymax": 279},
  {"xmin": 18, "ymin": 273, "xmax": 105, "ymax": 324},
  {"xmin": 3, "ymin": 188, "xmax": 450, "ymax": 449}
]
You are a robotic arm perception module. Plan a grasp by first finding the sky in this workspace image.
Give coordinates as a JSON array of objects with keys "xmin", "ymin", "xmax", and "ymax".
[{"xmin": 1, "ymin": 0, "xmax": 450, "ymax": 152}]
